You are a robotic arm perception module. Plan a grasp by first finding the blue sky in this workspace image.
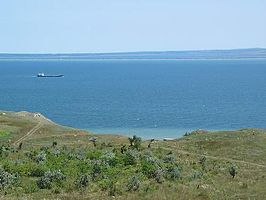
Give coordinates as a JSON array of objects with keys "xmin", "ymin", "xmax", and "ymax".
[{"xmin": 0, "ymin": 0, "xmax": 265, "ymax": 53}]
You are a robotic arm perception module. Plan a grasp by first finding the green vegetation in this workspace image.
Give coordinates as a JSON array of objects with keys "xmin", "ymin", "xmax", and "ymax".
[
  {"xmin": 0, "ymin": 140, "xmax": 183, "ymax": 198},
  {"xmin": 0, "ymin": 111, "xmax": 266, "ymax": 199},
  {"xmin": 0, "ymin": 130, "xmax": 9, "ymax": 137}
]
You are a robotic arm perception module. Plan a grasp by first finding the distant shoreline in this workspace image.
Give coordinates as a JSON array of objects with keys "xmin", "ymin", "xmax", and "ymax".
[
  {"xmin": 1, "ymin": 58, "xmax": 266, "ymax": 62},
  {"xmin": 0, "ymin": 48, "xmax": 266, "ymax": 60}
]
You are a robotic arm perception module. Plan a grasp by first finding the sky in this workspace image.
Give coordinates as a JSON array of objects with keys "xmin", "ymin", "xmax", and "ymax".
[{"xmin": 0, "ymin": 0, "xmax": 266, "ymax": 53}]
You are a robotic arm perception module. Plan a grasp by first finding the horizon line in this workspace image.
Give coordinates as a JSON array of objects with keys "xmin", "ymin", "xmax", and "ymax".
[{"xmin": 0, "ymin": 47, "xmax": 265, "ymax": 55}]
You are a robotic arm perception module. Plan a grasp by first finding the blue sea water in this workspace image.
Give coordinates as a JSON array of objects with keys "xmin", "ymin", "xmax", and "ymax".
[{"xmin": 0, "ymin": 59, "xmax": 266, "ymax": 139}]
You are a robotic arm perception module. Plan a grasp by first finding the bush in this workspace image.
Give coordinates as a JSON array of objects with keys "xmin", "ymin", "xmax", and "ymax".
[
  {"xmin": 167, "ymin": 166, "xmax": 181, "ymax": 180},
  {"xmin": 123, "ymin": 149, "xmax": 139, "ymax": 166},
  {"xmin": 22, "ymin": 180, "xmax": 40, "ymax": 194},
  {"xmin": 141, "ymin": 161, "xmax": 157, "ymax": 178},
  {"xmin": 163, "ymin": 154, "xmax": 176, "ymax": 163},
  {"xmin": 0, "ymin": 166, "xmax": 19, "ymax": 190},
  {"xmin": 40, "ymin": 146, "xmax": 49, "ymax": 152},
  {"xmin": 76, "ymin": 150, "xmax": 85, "ymax": 160},
  {"xmin": 29, "ymin": 165, "xmax": 47, "ymax": 177},
  {"xmin": 99, "ymin": 178, "xmax": 112, "ymax": 191},
  {"xmin": 229, "ymin": 165, "xmax": 237, "ymax": 178},
  {"xmin": 127, "ymin": 175, "xmax": 140, "ymax": 191},
  {"xmin": 36, "ymin": 170, "xmax": 66, "ymax": 189},
  {"xmin": 142, "ymin": 151, "xmax": 158, "ymax": 164},
  {"xmin": 91, "ymin": 159, "xmax": 105, "ymax": 180},
  {"xmin": 190, "ymin": 170, "xmax": 203, "ymax": 180},
  {"xmin": 25, "ymin": 151, "xmax": 36, "ymax": 160},
  {"xmin": 100, "ymin": 151, "xmax": 118, "ymax": 166},
  {"xmin": 75, "ymin": 174, "xmax": 89, "ymax": 189},
  {"xmin": 52, "ymin": 149, "xmax": 61, "ymax": 157},
  {"xmin": 108, "ymin": 181, "xmax": 120, "ymax": 196},
  {"xmin": 35, "ymin": 151, "xmax": 46, "ymax": 164},
  {"xmin": 37, "ymin": 175, "xmax": 51, "ymax": 189},
  {"xmin": 128, "ymin": 135, "xmax": 142, "ymax": 150},
  {"xmin": 154, "ymin": 168, "xmax": 164, "ymax": 183},
  {"xmin": 141, "ymin": 152, "xmax": 160, "ymax": 179},
  {"xmin": 52, "ymin": 141, "xmax": 57, "ymax": 147}
]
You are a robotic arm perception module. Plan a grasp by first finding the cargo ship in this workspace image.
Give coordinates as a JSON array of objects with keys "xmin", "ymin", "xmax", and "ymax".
[{"xmin": 37, "ymin": 73, "xmax": 64, "ymax": 78}]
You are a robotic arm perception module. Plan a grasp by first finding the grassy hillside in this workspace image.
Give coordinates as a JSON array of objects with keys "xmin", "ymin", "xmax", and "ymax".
[{"xmin": 0, "ymin": 111, "xmax": 265, "ymax": 199}]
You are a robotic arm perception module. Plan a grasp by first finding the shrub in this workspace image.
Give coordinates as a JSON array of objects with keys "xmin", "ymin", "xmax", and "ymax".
[
  {"xmin": 25, "ymin": 151, "xmax": 36, "ymax": 160},
  {"xmin": 199, "ymin": 156, "xmax": 206, "ymax": 170},
  {"xmin": 163, "ymin": 154, "xmax": 176, "ymax": 163},
  {"xmin": 199, "ymin": 156, "xmax": 206, "ymax": 165},
  {"xmin": 91, "ymin": 160, "xmax": 104, "ymax": 180},
  {"xmin": 123, "ymin": 149, "xmax": 139, "ymax": 166},
  {"xmin": 75, "ymin": 174, "xmax": 89, "ymax": 189},
  {"xmin": 86, "ymin": 150, "xmax": 102, "ymax": 160},
  {"xmin": 108, "ymin": 181, "xmax": 120, "ymax": 196},
  {"xmin": 99, "ymin": 178, "xmax": 112, "ymax": 191},
  {"xmin": 167, "ymin": 166, "xmax": 181, "ymax": 180},
  {"xmin": 37, "ymin": 175, "xmax": 51, "ymax": 189},
  {"xmin": 190, "ymin": 170, "xmax": 203, "ymax": 180},
  {"xmin": 22, "ymin": 180, "xmax": 40, "ymax": 194},
  {"xmin": 141, "ymin": 152, "xmax": 160, "ymax": 178},
  {"xmin": 40, "ymin": 146, "xmax": 49, "ymax": 152},
  {"xmin": 128, "ymin": 135, "xmax": 142, "ymax": 150},
  {"xmin": 35, "ymin": 151, "xmax": 46, "ymax": 164},
  {"xmin": 229, "ymin": 165, "xmax": 237, "ymax": 178},
  {"xmin": 141, "ymin": 161, "xmax": 157, "ymax": 178},
  {"xmin": 142, "ymin": 151, "xmax": 158, "ymax": 163},
  {"xmin": 52, "ymin": 141, "xmax": 57, "ymax": 147},
  {"xmin": 67, "ymin": 152, "xmax": 76, "ymax": 160},
  {"xmin": 36, "ymin": 170, "xmax": 66, "ymax": 189},
  {"xmin": 127, "ymin": 175, "xmax": 140, "ymax": 191},
  {"xmin": 76, "ymin": 150, "xmax": 85, "ymax": 160},
  {"xmin": 154, "ymin": 168, "xmax": 164, "ymax": 183},
  {"xmin": 52, "ymin": 149, "xmax": 61, "ymax": 157},
  {"xmin": 29, "ymin": 165, "xmax": 47, "ymax": 177},
  {"xmin": 0, "ymin": 166, "xmax": 19, "ymax": 190},
  {"xmin": 100, "ymin": 151, "xmax": 117, "ymax": 166}
]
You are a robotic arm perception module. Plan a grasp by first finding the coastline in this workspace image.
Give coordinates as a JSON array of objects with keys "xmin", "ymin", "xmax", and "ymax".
[
  {"xmin": 0, "ymin": 110, "xmax": 251, "ymax": 140},
  {"xmin": 1, "ymin": 58, "xmax": 266, "ymax": 61}
]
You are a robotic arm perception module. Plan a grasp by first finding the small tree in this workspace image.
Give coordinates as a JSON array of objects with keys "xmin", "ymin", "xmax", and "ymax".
[
  {"xmin": 229, "ymin": 165, "xmax": 237, "ymax": 178},
  {"xmin": 18, "ymin": 142, "xmax": 23, "ymax": 150},
  {"xmin": 128, "ymin": 135, "xmax": 142, "ymax": 150},
  {"xmin": 52, "ymin": 141, "xmax": 57, "ymax": 148},
  {"xmin": 121, "ymin": 145, "xmax": 127, "ymax": 154},
  {"xmin": 128, "ymin": 137, "xmax": 133, "ymax": 146}
]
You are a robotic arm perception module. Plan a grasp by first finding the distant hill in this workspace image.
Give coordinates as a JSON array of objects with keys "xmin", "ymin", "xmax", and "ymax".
[{"xmin": 1, "ymin": 48, "xmax": 266, "ymax": 60}]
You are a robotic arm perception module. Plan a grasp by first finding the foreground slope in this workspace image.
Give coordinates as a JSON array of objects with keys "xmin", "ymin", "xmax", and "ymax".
[{"xmin": 0, "ymin": 111, "xmax": 266, "ymax": 199}]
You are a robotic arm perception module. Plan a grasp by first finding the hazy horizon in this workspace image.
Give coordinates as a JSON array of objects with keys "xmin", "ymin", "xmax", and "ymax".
[
  {"xmin": 1, "ymin": 1, "xmax": 266, "ymax": 53},
  {"xmin": 1, "ymin": 48, "xmax": 266, "ymax": 55}
]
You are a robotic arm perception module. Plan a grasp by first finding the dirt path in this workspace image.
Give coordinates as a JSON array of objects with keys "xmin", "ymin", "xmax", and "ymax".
[
  {"xmin": 162, "ymin": 145, "xmax": 266, "ymax": 169},
  {"xmin": 13, "ymin": 121, "xmax": 43, "ymax": 146}
]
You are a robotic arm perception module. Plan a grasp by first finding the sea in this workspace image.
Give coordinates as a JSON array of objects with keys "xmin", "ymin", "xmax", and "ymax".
[{"xmin": 0, "ymin": 59, "xmax": 266, "ymax": 139}]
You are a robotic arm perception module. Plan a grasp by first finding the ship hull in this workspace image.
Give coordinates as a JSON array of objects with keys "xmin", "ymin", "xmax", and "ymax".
[{"xmin": 37, "ymin": 75, "xmax": 64, "ymax": 78}]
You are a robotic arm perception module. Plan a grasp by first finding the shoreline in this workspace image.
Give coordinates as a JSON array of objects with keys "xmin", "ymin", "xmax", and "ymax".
[
  {"xmin": 1, "ymin": 58, "xmax": 266, "ymax": 61},
  {"xmin": 1, "ymin": 110, "xmax": 262, "ymax": 140},
  {"xmin": 87, "ymin": 127, "xmax": 232, "ymax": 140}
]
